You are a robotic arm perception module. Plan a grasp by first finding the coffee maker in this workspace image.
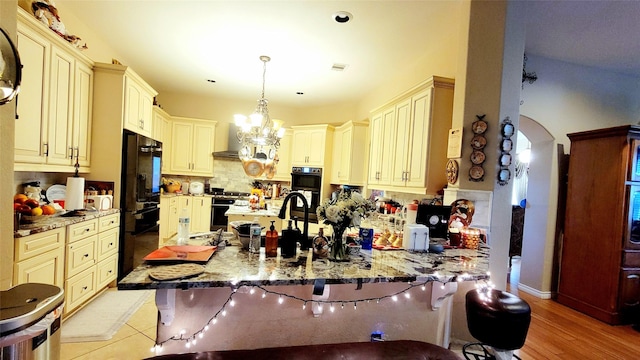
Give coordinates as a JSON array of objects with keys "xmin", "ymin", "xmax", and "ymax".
[{"xmin": 416, "ymin": 204, "xmax": 451, "ymax": 239}]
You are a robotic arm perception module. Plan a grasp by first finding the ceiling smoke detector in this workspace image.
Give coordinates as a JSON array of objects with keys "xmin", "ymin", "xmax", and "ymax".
[{"xmin": 332, "ymin": 11, "xmax": 353, "ymax": 23}]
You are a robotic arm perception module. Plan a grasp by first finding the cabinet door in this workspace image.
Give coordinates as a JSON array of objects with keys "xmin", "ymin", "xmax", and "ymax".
[
  {"xmin": 140, "ymin": 92, "xmax": 154, "ymax": 135},
  {"xmin": 378, "ymin": 107, "xmax": 395, "ymax": 185},
  {"xmin": 191, "ymin": 197, "xmax": 212, "ymax": 233},
  {"xmin": 368, "ymin": 113, "xmax": 383, "ymax": 184},
  {"xmin": 124, "ymin": 78, "xmax": 143, "ymax": 133},
  {"xmin": 619, "ymin": 269, "xmax": 640, "ymax": 312},
  {"xmin": 391, "ymin": 99, "xmax": 411, "ymax": 185},
  {"xmin": 14, "ymin": 248, "xmax": 65, "ymax": 287},
  {"xmin": 191, "ymin": 122, "xmax": 215, "ymax": 176},
  {"xmin": 46, "ymin": 46, "xmax": 75, "ymax": 165},
  {"xmin": 307, "ymin": 129, "xmax": 326, "ymax": 166},
  {"xmin": 405, "ymin": 89, "xmax": 432, "ymax": 187},
  {"xmin": 626, "ymin": 185, "xmax": 640, "ymax": 250},
  {"xmin": 15, "ymin": 25, "xmax": 49, "ymax": 164},
  {"xmin": 168, "ymin": 197, "xmax": 179, "ymax": 239},
  {"xmin": 170, "ymin": 121, "xmax": 194, "ymax": 173},
  {"xmin": 291, "ymin": 131, "xmax": 311, "ymax": 165},
  {"xmin": 272, "ymin": 129, "xmax": 292, "ymax": 181},
  {"xmin": 72, "ymin": 60, "xmax": 93, "ymax": 168}
]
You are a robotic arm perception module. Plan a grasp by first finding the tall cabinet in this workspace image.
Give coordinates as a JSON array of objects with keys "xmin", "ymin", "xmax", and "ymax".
[
  {"xmin": 367, "ymin": 76, "xmax": 454, "ymax": 194},
  {"xmin": 558, "ymin": 125, "xmax": 640, "ymax": 325}
]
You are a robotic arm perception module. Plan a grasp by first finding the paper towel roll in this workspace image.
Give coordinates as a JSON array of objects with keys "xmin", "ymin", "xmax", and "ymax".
[{"xmin": 65, "ymin": 177, "xmax": 85, "ymax": 210}]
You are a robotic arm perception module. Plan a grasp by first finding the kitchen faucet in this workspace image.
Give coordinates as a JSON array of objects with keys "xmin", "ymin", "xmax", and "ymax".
[{"xmin": 278, "ymin": 192, "xmax": 310, "ymax": 250}]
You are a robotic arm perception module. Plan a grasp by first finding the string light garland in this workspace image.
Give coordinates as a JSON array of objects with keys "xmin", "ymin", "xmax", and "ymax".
[{"xmin": 150, "ymin": 273, "xmax": 493, "ymax": 354}]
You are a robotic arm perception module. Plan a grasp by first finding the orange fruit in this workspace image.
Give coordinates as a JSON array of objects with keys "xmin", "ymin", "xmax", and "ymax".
[
  {"xmin": 41, "ymin": 205, "xmax": 56, "ymax": 215},
  {"xmin": 30, "ymin": 207, "xmax": 43, "ymax": 216},
  {"xmin": 14, "ymin": 194, "xmax": 28, "ymax": 204}
]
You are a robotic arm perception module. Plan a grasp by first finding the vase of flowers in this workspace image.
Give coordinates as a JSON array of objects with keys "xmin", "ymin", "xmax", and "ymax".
[{"xmin": 316, "ymin": 189, "xmax": 376, "ymax": 262}]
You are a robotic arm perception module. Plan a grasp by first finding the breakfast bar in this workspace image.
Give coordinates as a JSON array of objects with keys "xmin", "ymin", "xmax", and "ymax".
[{"xmin": 119, "ymin": 238, "xmax": 489, "ymax": 355}]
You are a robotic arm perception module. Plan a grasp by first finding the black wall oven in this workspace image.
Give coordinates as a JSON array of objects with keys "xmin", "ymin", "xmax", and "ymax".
[{"xmin": 290, "ymin": 167, "xmax": 322, "ymax": 223}]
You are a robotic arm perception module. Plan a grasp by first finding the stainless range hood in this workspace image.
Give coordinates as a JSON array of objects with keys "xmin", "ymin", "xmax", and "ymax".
[{"xmin": 212, "ymin": 124, "xmax": 241, "ymax": 160}]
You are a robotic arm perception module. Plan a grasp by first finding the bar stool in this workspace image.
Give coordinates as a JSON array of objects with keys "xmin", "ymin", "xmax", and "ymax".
[{"xmin": 463, "ymin": 288, "xmax": 531, "ymax": 360}]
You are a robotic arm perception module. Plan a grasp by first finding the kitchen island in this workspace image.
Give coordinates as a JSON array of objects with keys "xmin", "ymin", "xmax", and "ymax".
[{"xmin": 119, "ymin": 239, "xmax": 489, "ymax": 355}]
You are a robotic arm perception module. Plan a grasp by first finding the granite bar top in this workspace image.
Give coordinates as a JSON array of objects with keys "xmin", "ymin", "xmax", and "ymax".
[
  {"xmin": 118, "ymin": 238, "xmax": 490, "ymax": 290},
  {"xmin": 225, "ymin": 205, "xmax": 280, "ymax": 217},
  {"xmin": 14, "ymin": 208, "xmax": 121, "ymax": 238}
]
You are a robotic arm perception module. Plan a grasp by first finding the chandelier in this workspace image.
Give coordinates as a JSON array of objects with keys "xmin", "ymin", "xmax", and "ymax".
[{"xmin": 234, "ymin": 55, "xmax": 285, "ymax": 178}]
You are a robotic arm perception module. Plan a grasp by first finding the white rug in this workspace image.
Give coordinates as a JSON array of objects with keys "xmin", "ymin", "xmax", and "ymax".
[{"xmin": 61, "ymin": 289, "xmax": 153, "ymax": 343}]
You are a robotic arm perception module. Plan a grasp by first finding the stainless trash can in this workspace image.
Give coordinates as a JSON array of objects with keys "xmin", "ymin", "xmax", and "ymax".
[{"xmin": 0, "ymin": 283, "xmax": 64, "ymax": 360}]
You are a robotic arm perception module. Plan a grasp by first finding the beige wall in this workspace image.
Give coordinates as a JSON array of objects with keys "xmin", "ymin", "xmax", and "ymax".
[{"xmin": 1, "ymin": 0, "xmax": 18, "ymax": 289}]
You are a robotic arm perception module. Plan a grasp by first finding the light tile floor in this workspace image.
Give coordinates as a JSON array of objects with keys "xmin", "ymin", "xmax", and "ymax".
[{"xmin": 60, "ymin": 291, "xmax": 158, "ymax": 360}]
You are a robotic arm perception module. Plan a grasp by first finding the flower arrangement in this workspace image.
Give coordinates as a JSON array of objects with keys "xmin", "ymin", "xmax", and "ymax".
[{"xmin": 316, "ymin": 189, "xmax": 375, "ymax": 260}]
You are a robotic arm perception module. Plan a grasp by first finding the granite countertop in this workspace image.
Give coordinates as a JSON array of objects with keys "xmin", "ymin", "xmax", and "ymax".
[
  {"xmin": 118, "ymin": 238, "xmax": 490, "ymax": 290},
  {"xmin": 225, "ymin": 205, "xmax": 280, "ymax": 217},
  {"xmin": 14, "ymin": 208, "xmax": 121, "ymax": 238}
]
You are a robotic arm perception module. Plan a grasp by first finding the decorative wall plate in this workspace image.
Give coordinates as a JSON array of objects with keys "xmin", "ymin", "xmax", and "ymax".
[
  {"xmin": 469, "ymin": 165, "xmax": 485, "ymax": 181},
  {"xmin": 470, "ymin": 150, "xmax": 486, "ymax": 165},
  {"xmin": 472, "ymin": 119, "xmax": 488, "ymax": 134},
  {"xmin": 446, "ymin": 159, "xmax": 459, "ymax": 184},
  {"xmin": 471, "ymin": 135, "xmax": 487, "ymax": 150}
]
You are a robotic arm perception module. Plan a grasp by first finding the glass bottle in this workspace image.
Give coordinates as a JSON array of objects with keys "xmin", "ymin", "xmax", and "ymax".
[
  {"xmin": 177, "ymin": 208, "xmax": 190, "ymax": 245},
  {"xmin": 312, "ymin": 227, "xmax": 329, "ymax": 259},
  {"xmin": 265, "ymin": 220, "xmax": 279, "ymax": 257},
  {"xmin": 249, "ymin": 217, "xmax": 261, "ymax": 253}
]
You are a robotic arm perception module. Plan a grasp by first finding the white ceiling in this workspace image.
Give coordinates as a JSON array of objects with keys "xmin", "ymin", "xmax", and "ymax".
[{"xmin": 57, "ymin": 1, "xmax": 640, "ymax": 108}]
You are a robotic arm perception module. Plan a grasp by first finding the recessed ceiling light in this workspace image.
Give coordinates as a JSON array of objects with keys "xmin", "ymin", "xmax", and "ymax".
[
  {"xmin": 332, "ymin": 11, "xmax": 353, "ymax": 23},
  {"xmin": 331, "ymin": 63, "xmax": 348, "ymax": 71},
  {"xmin": 206, "ymin": 79, "xmax": 216, "ymax": 83}
]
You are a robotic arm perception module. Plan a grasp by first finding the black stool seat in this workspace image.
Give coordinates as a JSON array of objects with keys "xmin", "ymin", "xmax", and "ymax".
[{"xmin": 466, "ymin": 289, "xmax": 531, "ymax": 351}]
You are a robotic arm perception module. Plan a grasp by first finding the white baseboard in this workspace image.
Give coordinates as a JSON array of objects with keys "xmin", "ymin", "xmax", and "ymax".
[{"xmin": 517, "ymin": 282, "xmax": 553, "ymax": 299}]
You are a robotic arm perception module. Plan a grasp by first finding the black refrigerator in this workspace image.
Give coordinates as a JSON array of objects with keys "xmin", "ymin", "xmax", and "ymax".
[{"xmin": 119, "ymin": 131, "xmax": 162, "ymax": 279}]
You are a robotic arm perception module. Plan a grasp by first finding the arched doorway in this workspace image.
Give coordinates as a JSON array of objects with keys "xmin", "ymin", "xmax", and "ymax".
[{"xmin": 515, "ymin": 115, "xmax": 562, "ymax": 298}]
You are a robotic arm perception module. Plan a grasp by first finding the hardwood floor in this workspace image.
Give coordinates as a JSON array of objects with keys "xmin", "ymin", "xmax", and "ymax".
[{"xmin": 509, "ymin": 258, "xmax": 640, "ymax": 359}]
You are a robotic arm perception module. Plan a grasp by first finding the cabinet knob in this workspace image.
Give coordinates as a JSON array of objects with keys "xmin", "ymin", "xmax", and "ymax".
[
  {"xmin": 82, "ymin": 286, "xmax": 88, "ymax": 291},
  {"xmin": 83, "ymin": 253, "xmax": 89, "ymax": 258}
]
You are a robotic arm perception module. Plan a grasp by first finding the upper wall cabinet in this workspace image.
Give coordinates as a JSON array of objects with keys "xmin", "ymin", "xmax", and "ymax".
[
  {"xmin": 368, "ymin": 76, "xmax": 454, "ymax": 195},
  {"xmin": 331, "ymin": 121, "xmax": 368, "ymax": 186},
  {"xmin": 291, "ymin": 124, "xmax": 334, "ymax": 167},
  {"xmin": 14, "ymin": 8, "xmax": 94, "ymax": 172},
  {"xmin": 124, "ymin": 76, "xmax": 155, "ymax": 138},
  {"xmin": 166, "ymin": 117, "xmax": 217, "ymax": 177}
]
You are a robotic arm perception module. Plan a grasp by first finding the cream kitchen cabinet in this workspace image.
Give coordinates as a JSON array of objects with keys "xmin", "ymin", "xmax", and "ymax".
[
  {"xmin": 124, "ymin": 75, "xmax": 155, "ymax": 137},
  {"xmin": 152, "ymin": 106, "xmax": 170, "ymax": 143},
  {"xmin": 13, "ymin": 227, "xmax": 65, "ymax": 288},
  {"xmin": 368, "ymin": 76, "xmax": 454, "ymax": 194},
  {"xmin": 178, "ymin": 196, "xmax": 212, "ymax": 234},
  {"xmin": 368, "ymin": 107, "xmax": 395, "ymax": 186},
  {"xmin": 330, "ymin": 121, "xmax": 368, "ymax": 185},
  {"xmin": 291, "ymin": 124, "xmax": 334, "ymax": 167},
  {"xmin": 14, "ymin": 8, "xmax": 93, "ymax": 172},
  {"xmin": 159, "ymin": 196, "xmax": 179, "ymax": 244},
  {"xmin": 167, "ymin": 117, "xmax": 217, "ymax": 177},
  {"xmin": 64, "ymin": 213, "xmax": 120, "ymax": 314}
]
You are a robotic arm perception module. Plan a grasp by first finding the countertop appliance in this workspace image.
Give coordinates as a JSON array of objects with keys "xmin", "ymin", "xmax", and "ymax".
[
  {"xmin": 290, "ymin": 167, "xmax": 322, "ymax": 223},
  {"xmin": 416, "ymin": 204, "xmax": 451, "ymax": 239},
  {"xmin": 189, "ymin": 181, "xmax": 204, "ymax": 195},
  {"xmin": 120, "ymin": 131, "xmax": 162, "ymax": 279},
  {"xmin": 210, "ymin": 190, "xmax": 250, "ymax": 231}
]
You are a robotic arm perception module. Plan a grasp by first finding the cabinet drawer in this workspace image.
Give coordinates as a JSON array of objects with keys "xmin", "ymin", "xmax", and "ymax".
[
  {"xmin": 623, "ymin": 250, "xmax": 640, "ymax": 267},
  {"xmin": 65, "ymin": 268, "xmax": 96, "ymax": 313},
  {"xmin": 14, "ymin": 227, "xmax": 65, "ymax": 261},
  {"xmin": 68, "ymin": 219, "xmax": 98, "ymax": 243},
  {"xmin": 98, "ymin": 213, "xmax": 120, "ymax": 232},
  {"xmin": 97, "ymin": 227, "xmax": 119, "ymax": 261},
  {"xmin": 96, "ymin": 254, "xmax": 118, "ymax": 289},
  {"xmin": 13, "ymin": 247, "xmax": 65, "ymax": 287},
  {"xmin": 66, "ymin": 235, "xmax": 97, "ymax": 278}
]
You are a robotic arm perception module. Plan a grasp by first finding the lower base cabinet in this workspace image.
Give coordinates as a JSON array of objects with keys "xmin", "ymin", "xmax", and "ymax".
[
  {"xmin": 13, "ymin": 212, "xmax": 120, "ymax": 315},
  {"xmin": 13, "ymin": 227, "xmax": 65, "ymax": 287}
]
